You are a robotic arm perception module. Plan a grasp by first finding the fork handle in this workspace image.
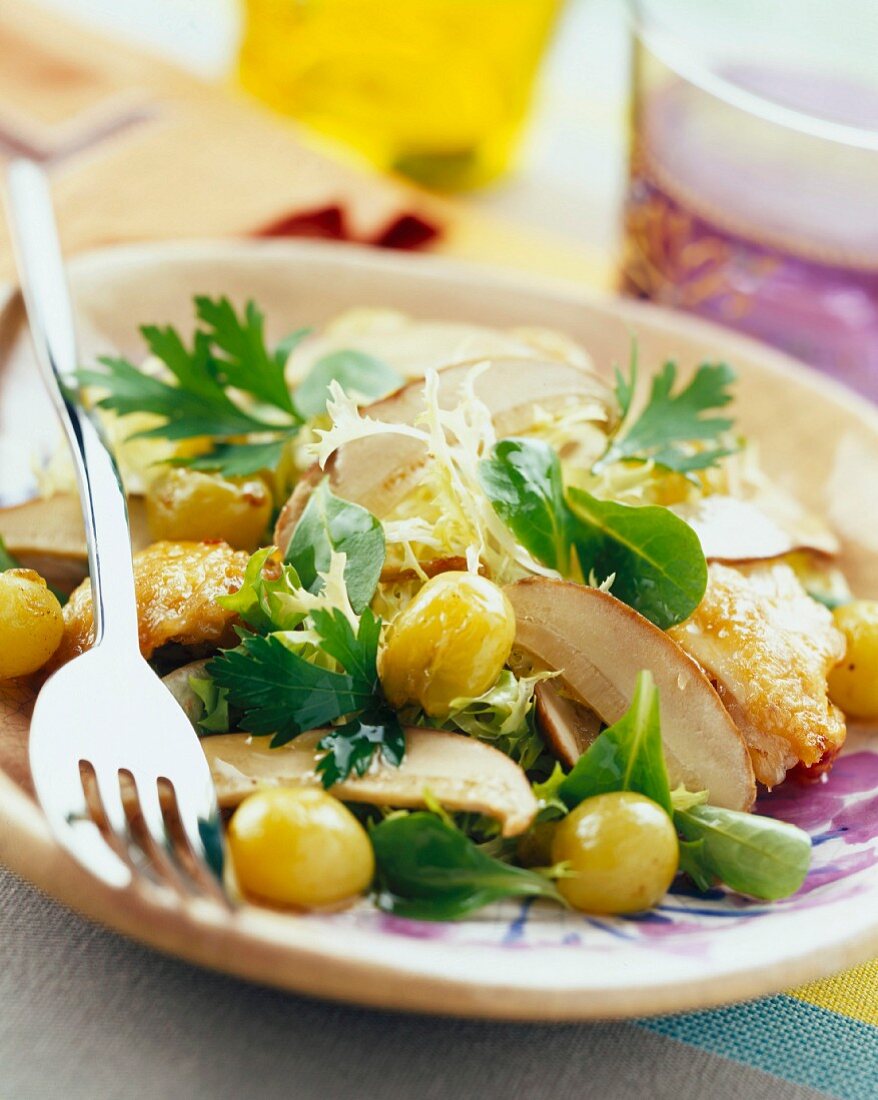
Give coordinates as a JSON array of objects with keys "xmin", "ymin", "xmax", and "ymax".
[{"xmin": 5, "ymin": 160, "xmax": 140, "ymax": 651}]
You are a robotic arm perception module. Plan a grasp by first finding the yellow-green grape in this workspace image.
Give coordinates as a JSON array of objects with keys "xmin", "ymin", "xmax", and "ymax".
[
  {"xmin": 228, "ymin": 787, "xmax": 374, "ymax": 909},
  {"xmin": 0, "ymin": 569, "xmax": 64, "ymax": 679},
  {"xmin": 828, "ymin": 600, "xmax": 878, "ymax": 719},
  {"xmin": 551, "ymin": 791, "xmax": 679, "ymax": 914},
  {"xmin": 379, "ymin": 571, "xmax": 516, "ymax": 717},
  {"xmin": 146, "ymin": 468, "xmax": 272, "ymax": 551}
]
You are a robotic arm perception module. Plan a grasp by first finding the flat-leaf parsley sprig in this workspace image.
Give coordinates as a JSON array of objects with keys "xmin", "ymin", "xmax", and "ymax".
[
  {"xmin": 594, "ymin": 349, "xmax": 739, "ymax": 477},
  {"xmin": 78, "ymin": 297, "xmax": 308, "ymax": 477},
  {"xmin": 205, "ymin": 537, "xmax": 404, "ymax": 786},
  {"xmin": 78, "ymin": 296, "xmax": 403, "ymax": 479}
]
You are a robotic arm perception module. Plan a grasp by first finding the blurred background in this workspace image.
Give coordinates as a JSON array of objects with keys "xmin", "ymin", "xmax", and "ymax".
[
  {"xmin": 35, "ymin": 0, "xmax": 627, "ymax": 255},
  {"xmin": 5, "ymin": 0, "xmax": 878, "ymax": 399}
]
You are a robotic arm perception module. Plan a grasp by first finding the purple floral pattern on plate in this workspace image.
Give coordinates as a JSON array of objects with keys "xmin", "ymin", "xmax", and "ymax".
[{"xmin": 311, "ymin": 748, "xmax": 878, "ymax": 958}]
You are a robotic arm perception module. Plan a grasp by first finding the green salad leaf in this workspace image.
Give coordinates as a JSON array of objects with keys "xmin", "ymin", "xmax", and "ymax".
[
  {"xmin": 675, "ymin": 804, "xmax": 811, "ymax": 900},
  {"xmin": 479, "ymin": 437, "xmax": 707, "ymax": 628},
  {"xmin": 478, "ymin": 438, "xmax": 572, "ymax": 572},
  {"xmin": 558, "ymin": 670, "xmax": 672, "ymax": 814},
  {"xmin": 567, "ymin": 487, "xmax": 707, "ymax": 630},
  {"xmin": 295, "ymin": 349, "xmax": 403, "ymax": 418},
  {"xmin": 285, "ymin": 480, "xmax": 385, "ymax": 613},
  {"xmin": 596, "ymin": 359, "xmax": 738, "ymax": 476},
  {"xmin": 217, "ymin": 547, "xmax": 305, "ymax": 633},
  {"xmin": 424, "ymin": 669, "xmax": 552, "ymax": 773},
  {"xmin": 371, "ymin": 812, "xmax": 563, "ymax": 920},
  {"xmin": 189, "ymin": 675, "xmax": 232, "ymax": 735}
]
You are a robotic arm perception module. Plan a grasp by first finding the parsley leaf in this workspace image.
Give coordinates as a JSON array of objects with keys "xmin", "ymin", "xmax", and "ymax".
[
  {"xmin": 169, "ymin": 438, "xmax": 292, "ymax": 478},
  {"xmin": 317, "ymin": 708, "xmax": 405, "ymax": 787},
  {"xmin": 206, "ymin": 631, "xmax": 373, "ymax": 748},
  {"xmin": 309, "ymin": 607, "xmax": 380, "ymax": 689},
  {"xmin": 596, "ymin": 359, "xmax": 738, "ymax": 475},
  {"xmin": 78, "ymin": 297, "xmax": 304, "ymax": 479},
  {"xmin": 371, "ymin": 812, "xmax": 563, "ymax": 920},
  {"xmin": 295, "ymin": 349, "xmax": 403, "ymax": 418},
  {"xmin": 207, "ymin": 595, "xmax": 401, "ymax": 783},
  {"xmin": 613, "ymin": 344, "xmax": 638, "ymax": 420},
  {"xmin": 194, "ymin": 296, "xmax": 304, "ymax": 416},
  {"xmin": 285, "ymin": 481, "xmax": 386, "ymax": 613}
]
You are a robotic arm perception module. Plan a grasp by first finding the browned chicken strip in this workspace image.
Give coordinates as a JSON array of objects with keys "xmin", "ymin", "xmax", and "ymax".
[
  {"xmin": 669, "ymin": 562, "xmax": 846, "ymax": 787},
  {"xmin": 52, "ymin": 541, "xmax": 249, "ymax": 667}
]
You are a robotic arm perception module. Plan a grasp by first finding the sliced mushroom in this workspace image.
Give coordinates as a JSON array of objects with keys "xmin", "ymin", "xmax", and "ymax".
[
  {"xmin": 0, "ymin": 493, "xmax": 150, "ymax": 590},
  {"xmin": 672, "ymin": 492, "xmax": 838, "ymax": 562},
  {"xmin": 203, "ymin": 726, "xmax": 537, "ymax": 837},
  {"xmin": 275, "ymin": 357, "xmax": 615, "ymax": 553},
  {"xmin": 534, "ymin": 681, "xmax": 602, "ymax": 767},
  {"xmin": 505, "ymin": 578, "xmax": 756, "ymax": 811},
  {"xmin": 161, "ymin": 659, "xmax": 211, "ymax": 727}
]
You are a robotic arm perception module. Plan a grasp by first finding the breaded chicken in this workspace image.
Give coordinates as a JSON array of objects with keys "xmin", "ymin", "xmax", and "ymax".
[
  {"xmin": 52, "ymin": 541, "xmax": 249, "ymax": 667},
  {"xmin": 669, "ymin": 562, "xmax": 846, "ymax": 787}
]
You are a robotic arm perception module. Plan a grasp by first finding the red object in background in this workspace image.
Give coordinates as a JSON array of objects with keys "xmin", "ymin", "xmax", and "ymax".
[{"xmin": 257, "ymin": 206, "xmax": 440, "ymax": 250}]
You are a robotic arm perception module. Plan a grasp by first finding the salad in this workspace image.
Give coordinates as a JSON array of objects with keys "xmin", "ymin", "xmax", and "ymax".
[{"xmin": 2, "ymin": 297, "xmax": 876, "ymax": 919}]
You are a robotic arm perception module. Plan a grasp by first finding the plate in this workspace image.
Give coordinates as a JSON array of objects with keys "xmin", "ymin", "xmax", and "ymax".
[{"xmin": 1, "ymin": 239, "xmax": 877, "ymax": 1019}]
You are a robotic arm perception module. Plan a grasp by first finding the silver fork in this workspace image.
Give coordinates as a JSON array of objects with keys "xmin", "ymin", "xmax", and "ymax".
[{"xmin": 5, "ymin": 160, "xmax": 227, "ymax": 902}]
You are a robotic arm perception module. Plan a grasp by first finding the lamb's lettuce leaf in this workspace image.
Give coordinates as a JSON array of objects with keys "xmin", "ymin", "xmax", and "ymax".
[{"xmin": 371, "ymin": 812, "xmax": 563, "ymax": 920}]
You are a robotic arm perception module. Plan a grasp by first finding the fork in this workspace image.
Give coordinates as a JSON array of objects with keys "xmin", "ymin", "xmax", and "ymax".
[{"xmin": 5, "ymin": 160, "xmax": 228, "ymax": 901}]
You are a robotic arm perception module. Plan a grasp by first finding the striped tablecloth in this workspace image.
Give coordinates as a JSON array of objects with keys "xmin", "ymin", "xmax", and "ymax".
[{"xmin": 1, "ymin": 865, "xmax": 874, "ymax": 1100}]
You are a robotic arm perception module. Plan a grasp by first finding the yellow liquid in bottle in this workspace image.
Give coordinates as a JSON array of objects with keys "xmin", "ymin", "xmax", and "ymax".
[{"xmin": 239, "ymin": 0, "xmax": 562, "ymax": 190}]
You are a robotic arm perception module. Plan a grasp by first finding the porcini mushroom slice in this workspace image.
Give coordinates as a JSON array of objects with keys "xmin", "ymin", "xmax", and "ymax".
[
  {"xmin": 274, "ymin": 356, "xmax": 614, "ymax": 553},
  {"xmin": 204, "ymin": 727, "xmax": 537, "ymax": 837},
  {"xmin": 505, "ymin": 578, "xmax": 756, "ymax": 811},
  {"xmin": 671, "ymin": 493, "xmax": 839, "ymax": 562},
  {"xmin": 534, "ymin": 681, "xmax": 602, "ymax": 768},
  {"xmin": 162, "ymin": 659, "xmax": 210, "ymax": 727},
  {"xmin": 0, "ymin": 493, "xmax": 150, "ymax": 589}
]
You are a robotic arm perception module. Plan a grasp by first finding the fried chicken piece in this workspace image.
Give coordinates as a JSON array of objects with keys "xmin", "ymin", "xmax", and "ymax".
[
  {"xmin": 52, "ymin": 541, "xmax": 249, "ymax": 667},
  {"xmin": 669, "ymin": 562, "xmax": 846, "ymax": 788}
]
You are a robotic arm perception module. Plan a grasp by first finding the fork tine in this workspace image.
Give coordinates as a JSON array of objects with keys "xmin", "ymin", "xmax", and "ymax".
[
  {"xmin": 172, "ymin": 789, "xmax": 233, "ymax": 907},
  {"xmin": 29, "ymin": 732, "xmax": 132, "ymax": 889},
  {"xmin": 87, "ymin": 765, "xmax": 163, "ymax": 886},
  {"xmin": 91, "ymin": 763, "xmax": 128, "ymax": 838},
  {"xmin": 132, "ymin": 777, "xmax": 199, "ymax": 899}
]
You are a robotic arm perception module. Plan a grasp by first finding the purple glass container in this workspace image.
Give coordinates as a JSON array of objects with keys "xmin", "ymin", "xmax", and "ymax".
[{"xmin": 623, "ymin": 1, "xmax": 878, "ymax": 401}]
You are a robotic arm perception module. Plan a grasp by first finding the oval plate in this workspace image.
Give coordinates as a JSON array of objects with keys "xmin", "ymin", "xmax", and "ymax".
[{"xmin": 1, "ymin": 239, "xmax": 877, "ymax": 1019}]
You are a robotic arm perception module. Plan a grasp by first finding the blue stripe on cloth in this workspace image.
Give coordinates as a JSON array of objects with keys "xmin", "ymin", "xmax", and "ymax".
[{"xmin": 639, "ymin": 995, "xmax": 878, "ymax": 1100}]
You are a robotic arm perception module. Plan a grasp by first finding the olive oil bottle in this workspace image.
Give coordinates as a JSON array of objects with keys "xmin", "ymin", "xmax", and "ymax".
[{"xmin": 239, "ymin": 0, "xmax": 562, "ymax": 190}]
